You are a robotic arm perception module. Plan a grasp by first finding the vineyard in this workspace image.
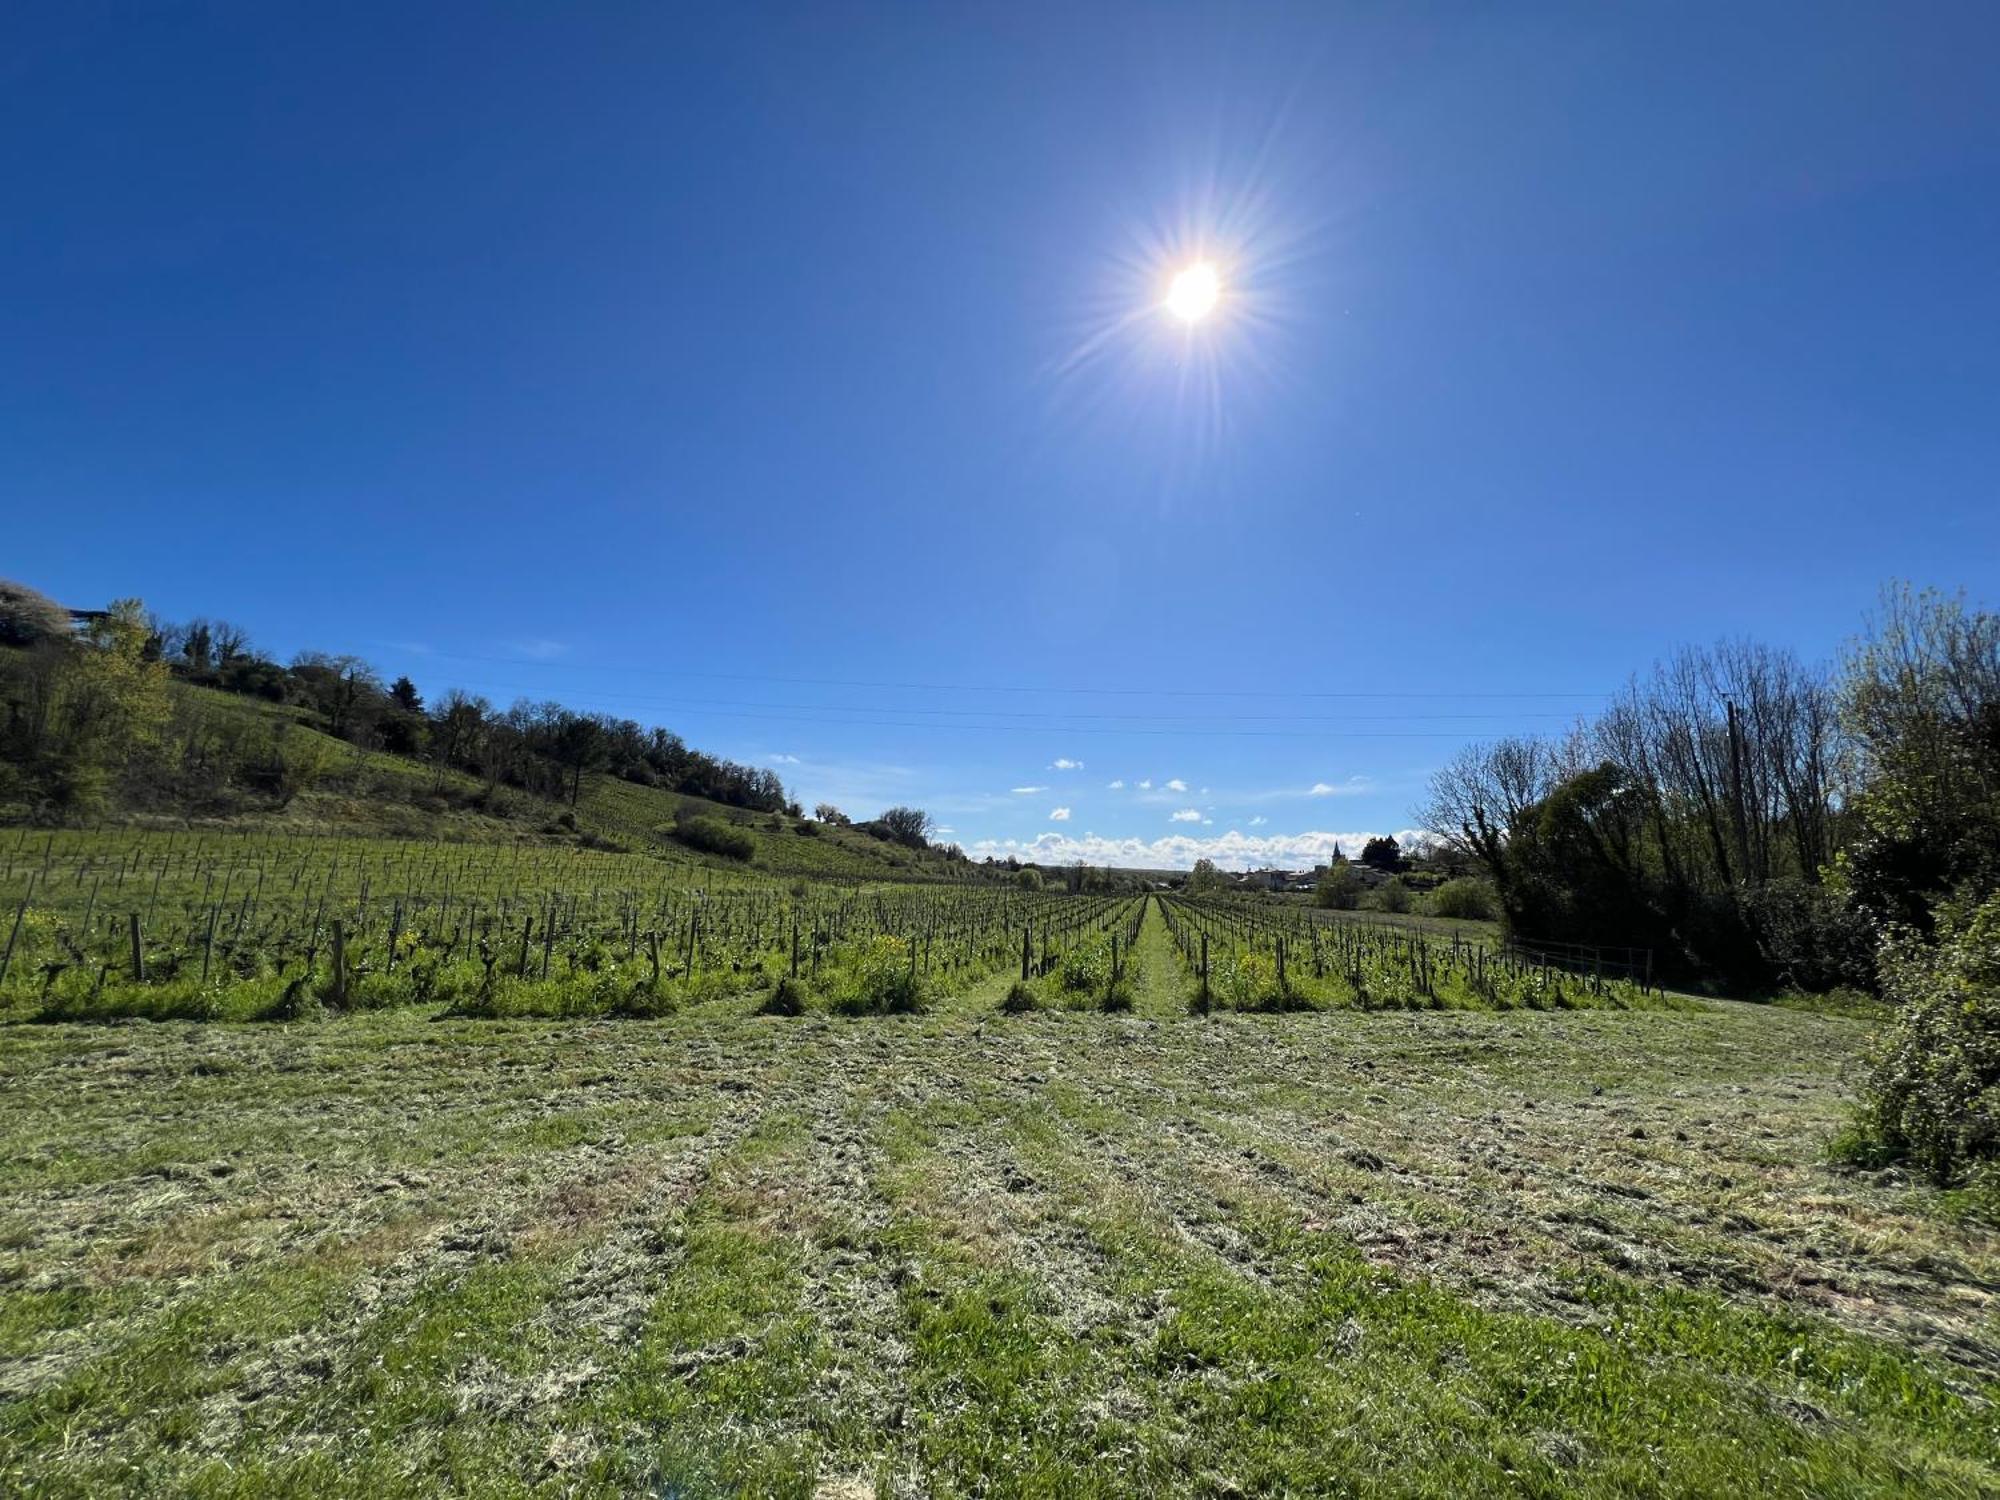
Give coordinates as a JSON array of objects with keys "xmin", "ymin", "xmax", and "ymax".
[
  {"xmin": 0, "ymin": 830, "xmax": 1150, "ymax": 1023},
  {"xmin": 1158, "ymin": 893, "xmax": 1670, "ymax": 1012},
  {"xmin": 1, "ymin": 827, "xmax": 1994, "ymax": 1496},
  {"xmin": 0, "ymin": 830, "xmax": 1682, "ymax": 1026}
]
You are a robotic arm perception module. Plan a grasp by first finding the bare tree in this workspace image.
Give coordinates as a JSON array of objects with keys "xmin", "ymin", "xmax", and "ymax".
[{"xmin": 0, "ymin": 579, "xmax": 73, "ymax": 648}]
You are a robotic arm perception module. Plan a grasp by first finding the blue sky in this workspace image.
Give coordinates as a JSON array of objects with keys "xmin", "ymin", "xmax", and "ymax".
[{"xmin": 6, "ymin": 3, "xmax": 1999, "ymax": 868}]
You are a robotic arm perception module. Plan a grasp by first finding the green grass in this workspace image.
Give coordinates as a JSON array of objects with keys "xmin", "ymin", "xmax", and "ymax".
[{"xmin": 0, "ymin": 972, "xmax": 1993, "ymax": 1495}]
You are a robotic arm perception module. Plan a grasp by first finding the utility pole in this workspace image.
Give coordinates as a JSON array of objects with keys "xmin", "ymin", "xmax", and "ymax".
[{"xmin": 1725, "ymin": 697, "xmax": 1751, "ymax": 884}]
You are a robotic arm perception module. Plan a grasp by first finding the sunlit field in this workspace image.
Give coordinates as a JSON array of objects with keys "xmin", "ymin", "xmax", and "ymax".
[{"xmin": 1, "ymin": 832, "xmax": 1993, "ymax": 1497}]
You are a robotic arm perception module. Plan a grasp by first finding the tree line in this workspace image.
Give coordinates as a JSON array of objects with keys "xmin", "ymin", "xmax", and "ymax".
[
  {"xmin": 0, "ymin": 579, "xmax": 797, "ymax": 822},
  {"xmin": 1417, "ymin": 586, "xmax": 1997, "ymax": 993},
  {"xmin": 1418, "ymin": 584, "xmax": 1998, "ymax": 1186}
]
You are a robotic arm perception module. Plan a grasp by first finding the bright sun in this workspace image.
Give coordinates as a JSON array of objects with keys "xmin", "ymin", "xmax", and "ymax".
[{"xmin": 1165, "ymin": 262, "xmax": 1220, "ymax": 322}]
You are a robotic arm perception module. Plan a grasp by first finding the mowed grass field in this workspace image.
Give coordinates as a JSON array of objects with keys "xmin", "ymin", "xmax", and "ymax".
[{"xmin": 1, "ymin": 906, "xmax": 1995, "ymax": 1497}]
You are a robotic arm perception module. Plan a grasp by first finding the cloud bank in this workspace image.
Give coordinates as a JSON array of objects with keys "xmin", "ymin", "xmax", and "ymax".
[{"xmin": 967, "ymin": 828, "xmax": 1434, "ymax": 873}]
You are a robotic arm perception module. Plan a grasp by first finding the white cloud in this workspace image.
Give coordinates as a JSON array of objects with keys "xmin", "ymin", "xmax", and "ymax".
[
  {"xmin": 1050, "ymin": 758, "xmax": 1084, "ymax": 770},
  {"xmin": 769, "ymin": 753, "xmax": 801, "ymax": 764},
  {"xmin": 1049, "ymin": 807, "xmax": 1071, "ymax": 822},
  {"xmin": 1137, "ymin": 779, "xmax": 1153, "ymax": 790},
  {"xmin": 1249, "ymin": 815, "xmax": 1267, "ymax": 826},
  {"xmin": 1308, "ymin": 777, "xmax": 1370, "ymax": 797},
  {"xmin": 968, "ymin": 828, "xmax": 1435, "ymax": 873},
  {"xmin": 510, "ymin": 638, "xmax": 567, "ymax": 661},
  {"xmin": 1169, "ymin": 808, "xmax": 1202, "ymax": 823},
  {"xmin": 1011, "ymin": 785, "xmax": 1048, "ymax": 795},
  {"xmin": 934, "ymin": 825, "xmax": 956, "ymax": 835},
  {"xmin": 1165, "ymin": 778, "xmax": 1189, "ymax": 792},
  {"xmin": 1106, "ymin": 779, "xmax": 1126, "ymax": 790}
]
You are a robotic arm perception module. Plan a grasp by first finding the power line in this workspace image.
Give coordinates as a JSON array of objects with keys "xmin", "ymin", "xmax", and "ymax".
[
  {"xmin": 411, "ymin": 697, "xmax": 1517, "ymax": 740},
  {"xmin": 416, "ymin": 681, "xmax": 1586, "ymax": 727},
  {"xmin": 386, "ymin": 649, "xmax": 1613, "ymax": 702}
]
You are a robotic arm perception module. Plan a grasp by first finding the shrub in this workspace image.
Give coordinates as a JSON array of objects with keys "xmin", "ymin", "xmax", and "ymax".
[
  {"xmin": 1365, "ymin": 877, "xmax": 1413, "ymax": 915},
  {"xmin": 669, "ymin": 811, "xmax": 755, "ymax": 861},
  {"xmin": 759, "ymin": 975, "xmax": 810, "ymax": 1016},
  {"xmin": 1015, "ymin": 867, "xmax": 1043, "ymax": 891},
  {"xmin": 1000, "ymin": 979, "xmax": 1040, "ymax": 1013},
  {"xmin": 1315, "ymin": 865, "xmax": 1361, "ymax": 910},
  {"xmin": 1852, "ymin": 891, "xmax": 2000, "ymax": 1185},
  {"xmin": 1428, "ymin": 877, "xmax": 1496, "ymax": 921}
]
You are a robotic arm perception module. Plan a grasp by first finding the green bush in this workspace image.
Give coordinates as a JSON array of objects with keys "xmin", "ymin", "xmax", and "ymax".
[
  {"xmin": 1000, "ymin": 979, "xmax": 1040, "ymax": 1013},
  {"xmin": 1428, "ymin": 877, "xmax": 1495, "ymax": 921},
  {"xmin": 1315, "ymin": 864, "xmax": 1361, "ymax": 909},
  {"xmin": 759, "ymin": 975, "xmax": 810, "ymax": 1016},
  {"xmin": 1852, "ymin": 891, "xmax": 2000, "ymax": 1185},
  {"xmin": 1364, "ymin": 876, "xmax": 1413, "ymax": 915},
  {"xmin": 669, "ymin": 812, "xmax": 755, "ymax": 861}
]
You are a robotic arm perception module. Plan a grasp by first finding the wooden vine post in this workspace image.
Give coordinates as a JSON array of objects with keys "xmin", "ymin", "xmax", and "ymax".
[{"xmin": 330, "ymin": 919, "xmax": 348, "ymax": 1007}]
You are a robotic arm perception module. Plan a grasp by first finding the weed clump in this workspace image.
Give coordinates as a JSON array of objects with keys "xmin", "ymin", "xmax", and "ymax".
[
  {"xmin": 759, "ymin": 975, "xmax": 811, "ymax": 1016},
  {"xmin": 1000, "ymin": 980, "xmax": 1040, "ymax": 1014},
  {"xmin": 825, "ymin": 935, "xmax": 930, "ymax": 1016}
]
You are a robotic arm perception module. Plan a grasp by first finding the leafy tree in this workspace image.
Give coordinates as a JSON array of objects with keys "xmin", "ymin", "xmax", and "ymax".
[
  {"xmin": 875, "ymin": 806, "xmax": 933, "ymax": 849},
  {"xmin": 31, "ymin": 599, "xmax": 172, "ymax": 817},
  {"xmin": 814, "ymin": 802, "xmax": 850, "ymax": 825},
  {"xmin": 1186, "ymin": 858, "xmax": 1226, "ymax": 894},
  {"xmin": 1837, "ymin": 585, "xmax": 2000, "ymax": 936},
  {"xmin": 273, "ymin": 726, "xmax": 340, "ymax": 807},
  {"xmin": 181, "ymin": 619, "xmax": 214, "ymax": 674},
  {"xmin": 549, "ymin": 712, "xmax": 609, "ymax": 806},
  {"xmin": 389, "ymin": 675, "xmax": 423, "ymax": 714},
  {"xmin": 1360, "ymin": 836, "xmax": 1402, "ymax": 871},
  {"xmin": 290, "ymin": 653, "xmax": 382, "ymax": 742},
  {"xmin": 1850, "ymin": 889, "xmax": 2000, "ymax": 1184}
]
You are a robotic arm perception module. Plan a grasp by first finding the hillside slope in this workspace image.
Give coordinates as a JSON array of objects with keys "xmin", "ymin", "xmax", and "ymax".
[{"xmin": 114, "ymin": 683, "xmax": 973, "ymax": 882}]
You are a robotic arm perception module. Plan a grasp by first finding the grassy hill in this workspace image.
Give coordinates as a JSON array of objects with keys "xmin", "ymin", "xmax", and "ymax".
[{"xmin": 129, "ymin": 682, "xmax": 975, "ymax": 883}]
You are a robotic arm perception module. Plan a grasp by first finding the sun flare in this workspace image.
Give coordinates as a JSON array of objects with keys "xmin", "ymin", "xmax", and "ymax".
[{"xmin": 1165, "ymin": 262, "xmax": 1220, "ymax": 322}]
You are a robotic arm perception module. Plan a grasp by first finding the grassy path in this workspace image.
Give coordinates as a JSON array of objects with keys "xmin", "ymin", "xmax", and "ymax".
[{"xmin": 1128, "ymin": 893, "xmax": 1191, "ymax": 1016}]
